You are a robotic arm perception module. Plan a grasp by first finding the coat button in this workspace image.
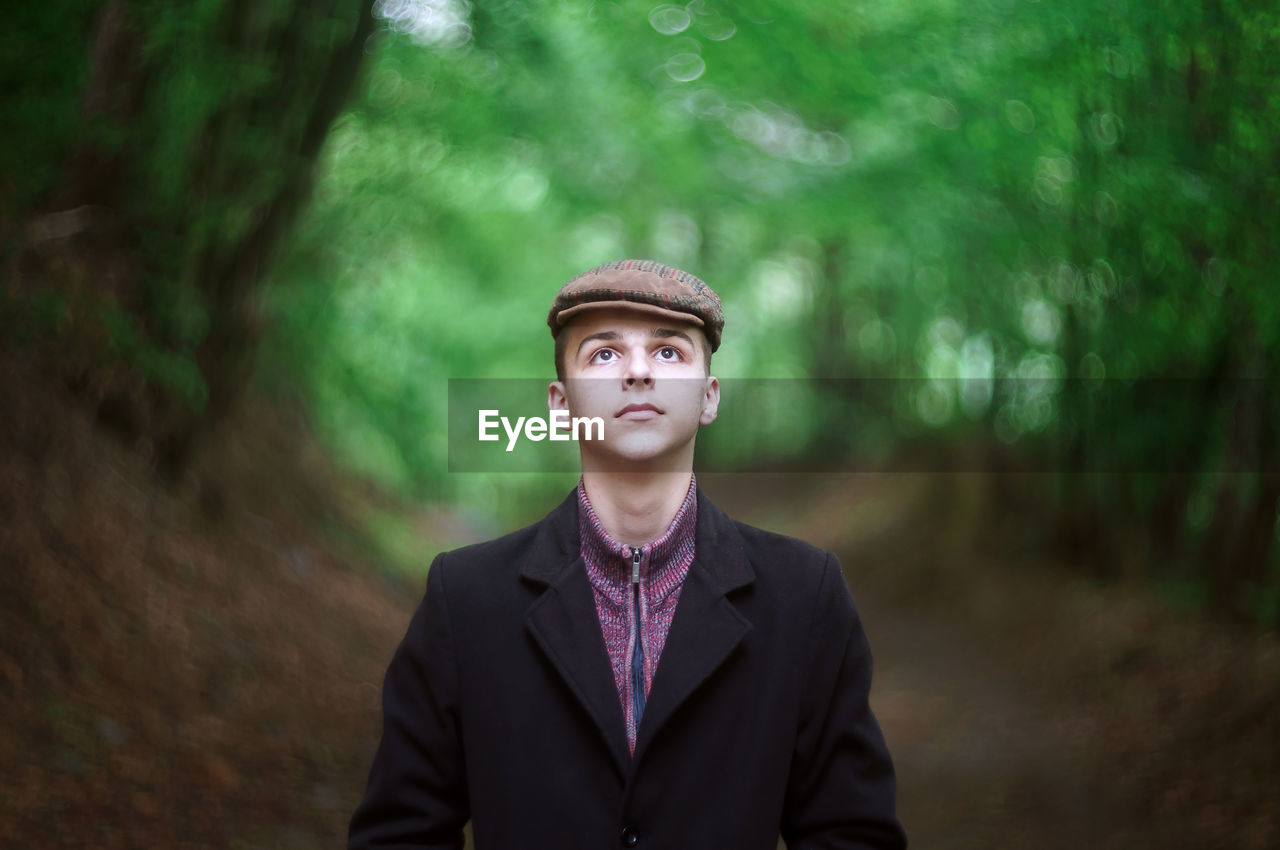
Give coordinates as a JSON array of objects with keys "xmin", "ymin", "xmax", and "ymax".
[{"xmin": 620, "ymin": 827, "xmax": 639, "ymax": 846}]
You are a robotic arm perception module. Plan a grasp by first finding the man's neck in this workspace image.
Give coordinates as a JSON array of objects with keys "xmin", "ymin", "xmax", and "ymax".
[{"xmin": 580, "ymin": 471, "xmax": 694, "ymax": 548}]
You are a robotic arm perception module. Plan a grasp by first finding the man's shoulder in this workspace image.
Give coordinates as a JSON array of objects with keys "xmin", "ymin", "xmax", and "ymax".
[
  {"xmin": 730, "ymin": 516, "xmax": 830, "ymax": 565},
  {"xmin": 428, "ymin": 489, "xmax": 576, "ymax": 591},
  {"xmin": 714, "ymin": 508, "xmax": 861, "ymax": 630},
  {"xmin": 704, "ymin": 497, "xmax": 836, "ymax": 591},
  {"xmin": 434, "ymin": 515, "xmax": 544, "ymax": 576}
]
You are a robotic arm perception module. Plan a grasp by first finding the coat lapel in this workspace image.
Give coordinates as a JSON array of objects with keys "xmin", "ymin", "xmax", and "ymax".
[
  {"xmin": 519, "ymin": 486, "xmax": 756, "ymax": 776},
  {"xmin": 521, "ymin": 492, "xmax": 631, "ymax": 776}
]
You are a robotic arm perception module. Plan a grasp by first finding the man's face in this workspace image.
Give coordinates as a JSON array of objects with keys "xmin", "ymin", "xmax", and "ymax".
[{"xmin": 547, "ymin": 308, "xmax": 720, "ymax": 470}]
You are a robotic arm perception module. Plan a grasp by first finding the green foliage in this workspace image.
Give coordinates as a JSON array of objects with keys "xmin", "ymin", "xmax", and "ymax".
[
  {"xmin": 99, "ymin": 301, "xmax": 209, "ymax": 409},
  {"xmin": 263, "ymin": 0, "xmax": 1277, "ymax": 619},
  {"xmin": 0, "ymin": 1, "xmax": 100, "ymax": 208}
]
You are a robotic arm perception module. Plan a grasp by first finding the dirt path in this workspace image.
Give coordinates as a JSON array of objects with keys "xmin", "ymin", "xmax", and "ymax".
[
  {"xmin": 702, "ymin": 473, "xmax": 1127, "ymax": 849},
  {"xmin": 860, "ymin": 598, "xmax": 1113, "ymax": 849}
]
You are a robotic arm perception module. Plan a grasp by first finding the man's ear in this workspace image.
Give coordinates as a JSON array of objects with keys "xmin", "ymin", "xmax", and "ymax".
[
  {"xmin": 699, "ymin": 375, "xmax": 720, "ymax": 426},
  {"xmin": 548, "ymin": 380, "xmax": 571, "ymax": 433}
]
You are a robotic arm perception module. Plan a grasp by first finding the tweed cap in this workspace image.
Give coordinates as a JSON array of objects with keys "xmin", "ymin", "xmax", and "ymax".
[{"xmin": 547, "ymin": 259, "xmax": 724, "ymax": 352}]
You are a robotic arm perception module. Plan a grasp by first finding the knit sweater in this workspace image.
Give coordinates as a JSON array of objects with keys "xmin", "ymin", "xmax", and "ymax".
[{"xmin": 577, "ymin": 475, "xmax": 698, "ymax": 755}]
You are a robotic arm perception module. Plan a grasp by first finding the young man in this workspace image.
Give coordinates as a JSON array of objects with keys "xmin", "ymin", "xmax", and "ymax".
[{"xmin": 348, "ymin": 259, "xmax": 906, "ymax": 849}]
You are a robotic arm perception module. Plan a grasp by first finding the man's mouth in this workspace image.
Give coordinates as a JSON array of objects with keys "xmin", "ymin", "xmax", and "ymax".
[{"xmin": 616, "ymin": 403, "xmax": 664, "ymax": 419}]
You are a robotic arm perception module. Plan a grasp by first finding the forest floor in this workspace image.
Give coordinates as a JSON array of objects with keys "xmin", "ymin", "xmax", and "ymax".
[
  {"xmin": 1, "ymin": 358, "xmax": 1276, "ymax": 849},
  {"xmin": 703, "ymin": 472, "xmax": 1279, "ymax": 850}
]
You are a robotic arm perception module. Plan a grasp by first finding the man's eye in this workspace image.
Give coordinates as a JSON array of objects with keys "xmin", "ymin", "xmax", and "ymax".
[
  {"xmin": 591, "ymin": 349, "xmax": 617, "ymax": 363},
  {"xmin": 657, "ymin": 347, "xmax": 680, "ymax": 361}
]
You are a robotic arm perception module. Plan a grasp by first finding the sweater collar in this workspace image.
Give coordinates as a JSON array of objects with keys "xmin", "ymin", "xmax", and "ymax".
[
  {"xmin": 577, "ymin": 474, "xmax": 698, "ymax": 580},
  {"xmin": 517, "ymin": 481, "xmax": 754, "ymax": 595}
]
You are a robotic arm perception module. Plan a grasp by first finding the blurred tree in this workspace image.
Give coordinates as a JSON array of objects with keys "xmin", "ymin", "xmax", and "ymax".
[{"xmin": 3, "ymin": 0, "xmax": 376, "ymax": 473}]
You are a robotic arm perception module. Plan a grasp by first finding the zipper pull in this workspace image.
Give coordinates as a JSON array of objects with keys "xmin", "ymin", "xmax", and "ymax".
[{"xmin": 631, "ymin": 546, "xmax": 641, "ymax": 585}]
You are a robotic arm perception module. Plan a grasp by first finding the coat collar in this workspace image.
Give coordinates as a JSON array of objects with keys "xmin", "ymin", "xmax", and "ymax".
[{"xmin": 519, "ymin": 484, "xmax": 755, "ymax": 777}]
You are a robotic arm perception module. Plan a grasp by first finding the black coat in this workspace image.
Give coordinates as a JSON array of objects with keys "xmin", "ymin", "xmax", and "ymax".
[{"xmin": 348, "ymin": 487, "xmax": 906, "ymax": 850}]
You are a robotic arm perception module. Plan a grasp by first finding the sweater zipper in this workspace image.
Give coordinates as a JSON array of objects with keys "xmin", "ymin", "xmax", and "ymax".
[{"xmin": 630, "ymin": 546, "xmax": 646, "ymax": 730}]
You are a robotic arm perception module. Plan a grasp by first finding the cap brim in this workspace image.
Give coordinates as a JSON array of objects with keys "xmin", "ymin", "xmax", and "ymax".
[{"xmin": 554, "ymin": 300, "xmax": 707, "ymax": 331}]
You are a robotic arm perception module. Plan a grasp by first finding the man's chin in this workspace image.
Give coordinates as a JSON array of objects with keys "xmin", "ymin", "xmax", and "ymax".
[{"xmin": 580, "ymin": 441, "xmax": 691, "ymax": 472}]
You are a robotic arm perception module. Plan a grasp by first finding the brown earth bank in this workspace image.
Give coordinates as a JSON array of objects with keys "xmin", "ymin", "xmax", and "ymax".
[
  {"xmin": 2, "ymin": 354, "xmax": 1277, "ymax": 849},
  {"xmin": 0, "ymin": 356, "xmax": 421, "ymax": 849}
]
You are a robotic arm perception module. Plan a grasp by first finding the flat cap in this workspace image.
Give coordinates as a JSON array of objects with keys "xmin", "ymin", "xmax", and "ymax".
[{"xmin": 547, "ymin": 259, "xmax": 724, "ymax": 352}]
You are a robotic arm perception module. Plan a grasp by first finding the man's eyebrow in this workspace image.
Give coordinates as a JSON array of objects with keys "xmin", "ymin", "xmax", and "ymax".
[
  {"xmin": 651, "ymin": 328, "xmax": 695, "ymax": 346},
  {"xmin": 576, "ymin": 327, "xmax": 695, "ymax": 356},
  {"xmin": 576, "ymin": 331, "xmax": 620, "ymax": 356}
]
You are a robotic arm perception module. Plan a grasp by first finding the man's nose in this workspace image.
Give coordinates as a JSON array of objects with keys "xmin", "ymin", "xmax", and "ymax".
[{"xmin": 623, "ymin": 348, "xmax": 653, "ymax": 386}]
